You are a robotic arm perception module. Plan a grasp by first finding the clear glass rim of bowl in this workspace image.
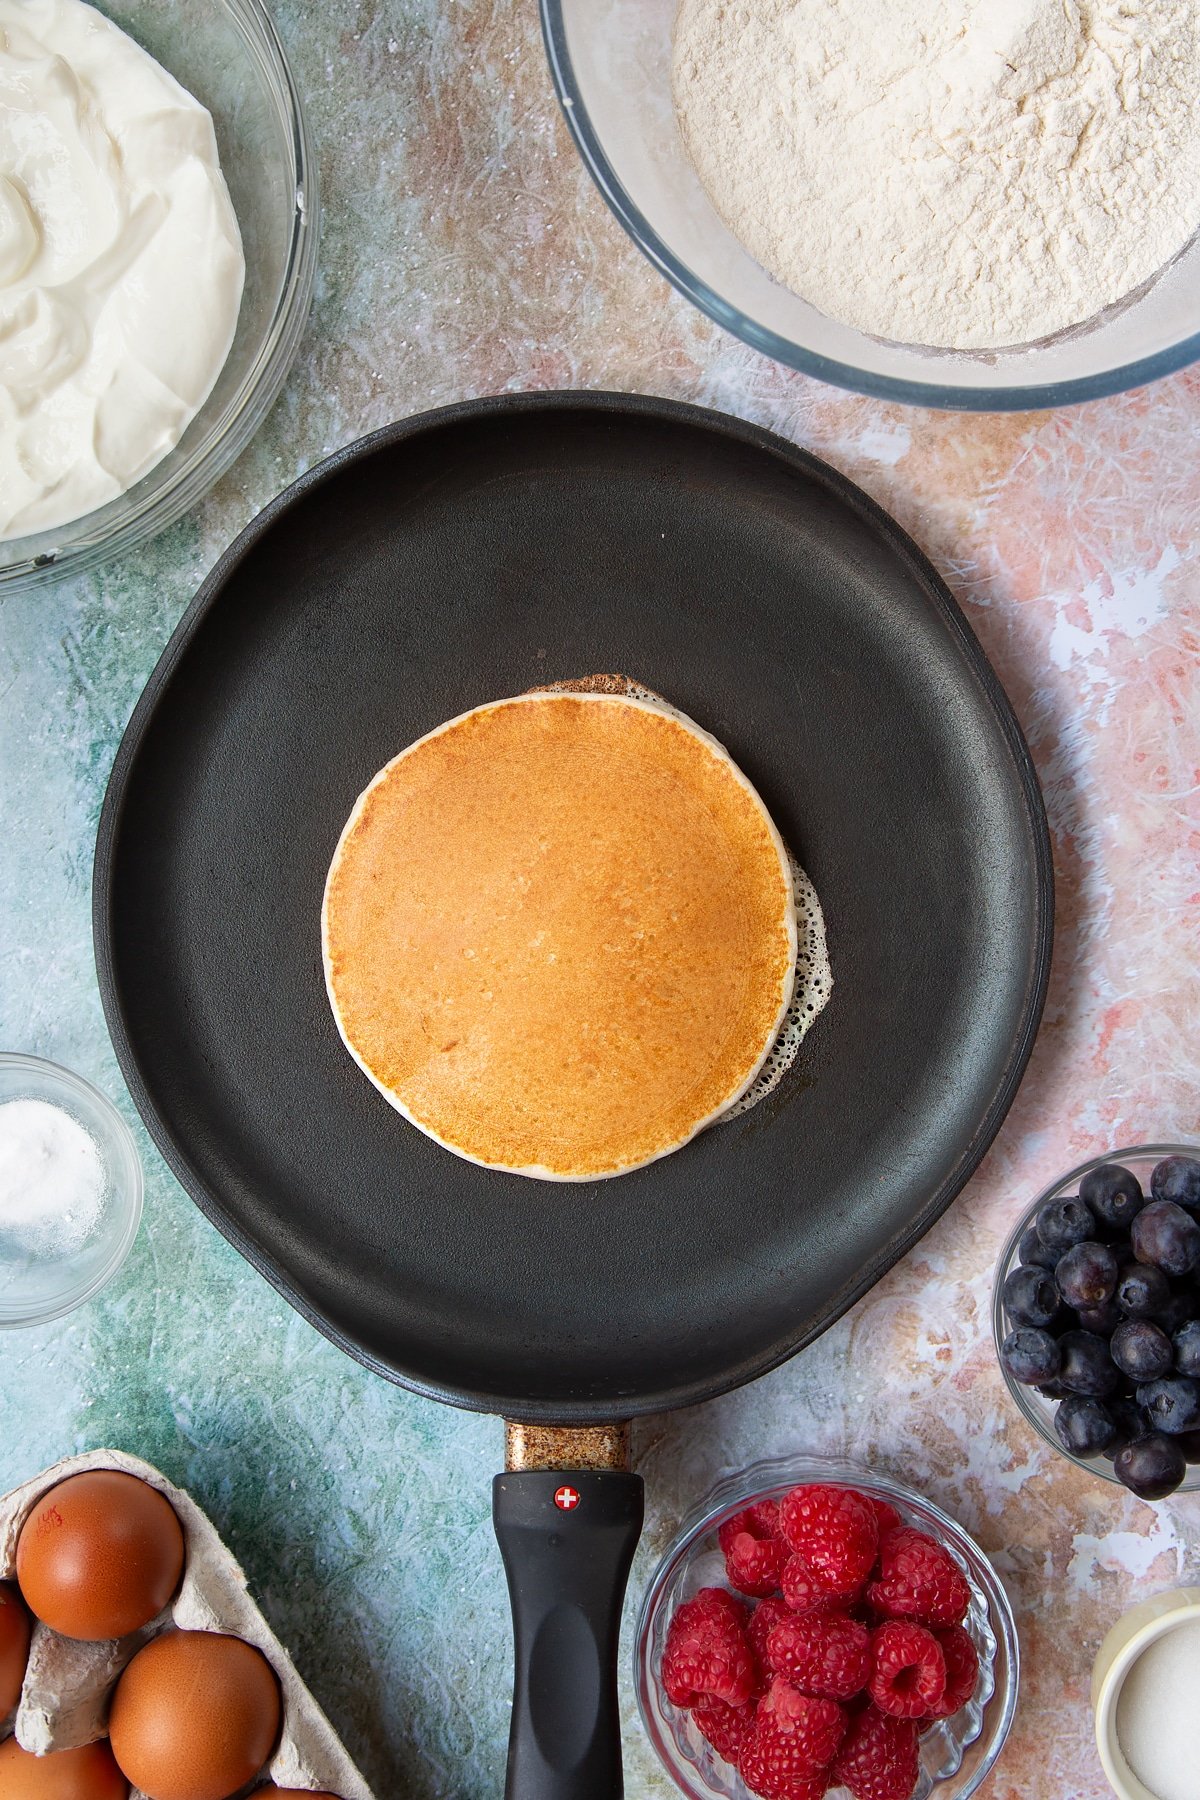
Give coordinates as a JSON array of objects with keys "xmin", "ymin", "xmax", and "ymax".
[
  {"xmin": 538, "ymin": 1, "xmax": 1200, "ymax": 413},
  {"xmin": 634, "ymin": 1452, "xmax": 1020, "ymax": 1800},
  {"xmin": 991, "ymin": 1142, "xmax": 1200, "ymax": 1491},
  {"xmin": 0, "ymin": 0, "xmax": 318, "ymax": 596},
  {"xmin": 0, "ymin": 1052, "xmax": 144, "ymax": 1328}
]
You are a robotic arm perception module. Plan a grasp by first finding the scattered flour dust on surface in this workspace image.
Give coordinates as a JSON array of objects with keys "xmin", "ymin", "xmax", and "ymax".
[{"xmin": 672, "ymin": 0, "xmax": 1200, "ymax": 349}]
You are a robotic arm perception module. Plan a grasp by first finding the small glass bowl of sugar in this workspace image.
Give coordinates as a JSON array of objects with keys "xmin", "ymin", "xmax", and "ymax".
[
  {"xmin": 0, "ymin": 1053, "xmax": 143, "ymax": 1328},
  {"xmin": 1093, "ymin": 1589, "xmax": 1200, "ymax": 1800}
]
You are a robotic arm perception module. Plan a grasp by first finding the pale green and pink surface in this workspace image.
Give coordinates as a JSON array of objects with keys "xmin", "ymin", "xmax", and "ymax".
[{"xmin": 1, "ymin": 2, "xmax": 1199, "ymax": 1796}]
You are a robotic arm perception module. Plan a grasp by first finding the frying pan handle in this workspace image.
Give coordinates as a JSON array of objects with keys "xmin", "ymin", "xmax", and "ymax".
[{"xmin": 493, "ymin": 1469, "xmax": 645, "ymax": 1800}]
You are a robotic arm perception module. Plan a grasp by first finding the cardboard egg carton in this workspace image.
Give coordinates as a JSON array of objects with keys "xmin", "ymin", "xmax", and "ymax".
[{"xmin": 0, "ymin": 1449, "xmax": 373, "ymax": 1800}]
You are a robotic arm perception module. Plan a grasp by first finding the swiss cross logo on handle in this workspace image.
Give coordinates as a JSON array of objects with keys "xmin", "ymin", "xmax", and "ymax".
[{"xmin": 554, "ymin": 1484, "xmax": 582, "ymax": 1512}]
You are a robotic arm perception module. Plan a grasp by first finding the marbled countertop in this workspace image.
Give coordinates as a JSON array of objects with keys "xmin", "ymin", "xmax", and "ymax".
[{"xmin": 2, "ymin": 3, "xmax": 1200, "ymax": 1797}]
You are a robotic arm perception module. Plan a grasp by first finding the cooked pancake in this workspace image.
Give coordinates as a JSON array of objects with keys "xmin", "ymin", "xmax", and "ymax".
[
  {"xmin": 322, "ymin": 690, "xmax": 797, "ymax": 1179},
  {"xmin": 541, "ymin": 676, "xmax": 834, "ymax": 1124}
]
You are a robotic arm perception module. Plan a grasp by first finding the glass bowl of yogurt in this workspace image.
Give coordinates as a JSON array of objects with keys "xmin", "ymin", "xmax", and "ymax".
[
  {"xmin": 0, "ymin": 1053, "xmax": 143, "ymax": 1327},
  {"xmin": 540, "ymin": 0, "xmax": 1200, "ymax": 410},
  {"xmin": 0, "ymin": 0, "xmax": 317, "ymax": 592}
]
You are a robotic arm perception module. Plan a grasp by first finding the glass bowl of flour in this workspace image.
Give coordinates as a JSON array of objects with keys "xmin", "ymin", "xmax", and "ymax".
[
  {"xmin": 0, "ymin": 0, "xmax": 317, "ymax": 594},
  {"xmin": 541, "ymin": 0, "xmax": 1200, "ymax": 410},
  {"xmin": 0, "ymin": 1054, "xmax": 143, "ymax": 1327}
]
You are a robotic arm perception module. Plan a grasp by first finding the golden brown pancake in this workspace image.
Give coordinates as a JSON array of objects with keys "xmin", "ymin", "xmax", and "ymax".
[{"xmin": 322, "ymin": 691, "xmax": 796, "ymax": 1179}]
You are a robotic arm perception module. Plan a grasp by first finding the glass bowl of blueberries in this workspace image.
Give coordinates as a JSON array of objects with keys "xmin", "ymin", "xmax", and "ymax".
[{"xmin": 993, "ymin": 1145, "xmax": 1200, "ymax": 1500}]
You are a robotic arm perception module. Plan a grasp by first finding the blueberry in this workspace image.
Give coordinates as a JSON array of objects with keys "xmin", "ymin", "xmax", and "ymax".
[
  {"xmin": 1076, "ymin": 1300, "xmax": 1123, "ymax": 1337},
  {"xmin": 1036, "ymin": 1196, "xmax": 1096, "ymax": 1252},
  {"xmin": 1151, "ymin": 1156, "xmax": 1200, "ymax": 1214},
  {"xmin": 1113, "ymin": 1433, "xmax": 1187, "ymax": 1500},
  {"xmin": 1174, "ymin": 1427, "xmax": 1200, "ymax": 1464},
  {"xmin": 1137, "ymin": 1377, "xmax": 1200, "ymax": 1435},
  {"xmin": 1174, "ymin": 1319, "xmax": 1200, "ymax": 1378},
  {"xmin": 1081, "ymin": 1163, "xmax": 1144, "ymax": 1232},
  {"xmin": 1116, "ymin": 1262, "xmax": 1171, "ymax": 1318},
  {"xmin": 1018, "ymin": 1225, "xmax": 1059, "ymax": 1271},
  {"xmin": 1131, "ymin": 1202, "xmax": 1200, "ymax": 1277},
  {"xmin": 1055, "ymin": 1241, "xmax": 1118, "ymax": 1311},
  {"xmin": 1102, "ymin": 1397, "xmax": 1151, "ymax": 1458},
  {"xmin": 1110, "ymin": 1320, "xmax": 1174, "ymax": 1382},
  {"xmin": 1058, "ymin": 1330, "xmax": 1121, "ymax": 1396},
  {"xmin": 1002, "ymin": 1264, "xmax": 1062, "ymax": 1330},
  {"xmin": 1000, "ymin": 1327, "xmax": 1061, "ymax": 1386},
  {"xmin": 1153, "ymin": 1289, "xmax": 1200, "ymax": 1335},
  {"xmin": 1053, "ymin": 1394, "xmax": 1116, "ymax": 1458},
  {"xmin": 1036, "ymin": 1379, "xmax": 1068, "ymax": 1400}
]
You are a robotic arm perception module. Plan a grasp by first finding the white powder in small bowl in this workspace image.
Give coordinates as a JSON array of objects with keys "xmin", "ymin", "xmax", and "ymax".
[
  {"xmin": 0, "ymin": 1097, "xmax": 107, "ymax": 1260},
  {"xmin": 1116, "ymin": 1618, "xmax": 1200, "ymax": 1800}
]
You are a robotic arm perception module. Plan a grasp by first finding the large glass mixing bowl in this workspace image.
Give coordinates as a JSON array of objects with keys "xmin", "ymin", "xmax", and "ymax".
[
  {"xmin": 0, "ymin": 0, "xmax": 317, "ymax": 594},
  {"xmin": 540, "ymin": 0, "xmax": 1200, "ymax": 410}
]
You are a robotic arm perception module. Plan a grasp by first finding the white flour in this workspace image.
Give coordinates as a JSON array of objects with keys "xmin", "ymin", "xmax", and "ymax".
[
  {"xmin": 672, "ymin": 0, "xmax": 1200, "ymax": 349},
  {"xmin": 0, "ymin": 1098, "xmax": 105, "ymax": 1259}
]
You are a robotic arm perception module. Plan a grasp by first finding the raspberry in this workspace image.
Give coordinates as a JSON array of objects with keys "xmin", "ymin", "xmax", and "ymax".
[
  {"xmin": 749, "ymin": 1596, "xmax": 794, "ymax": 1669},
  {"xmin": 868, "ymin": 1620, "xmax": 947, "ymax": 1719},
  {"xmin": 739, "ymin": 1679, "xmax": 846, "ymax": 1798},
  {"xmin": 720, "ymin": 1503, "xmax": 789, "ymax": 1597},
  {"xmin": 768, "ymin": 1610, "xmax": 872, "ymax": 1700},
  {"xmin": 831, "ymin": 1704, "xmax": 920, "ymax": 1800},
  {"xmin": 921, "ymin": 1625, "xmax": 979, "ymax": 1720},
  {"xmin": 759, "ymin": 1677, "xmax": 846, "ymax": 1764},
  {"xmin": 662, "ymin": 1588, "xmax": 756, "ymax": 1707},
  {"xmin": 692, "ymin": 1586, "xmax": 749, "ymax": 1624},
  {"xmin": 748, "ymin": 1499, "xmax": 785, "ymax": 1537},
  {"xmin": 739, "ymin": 1745, "xmax": 830, "ymax": 1800},
  {"xmin": 691, "ymin": 1693, "xmax": 757, "ymax": 1763},
  {"xmin": 779, "ymin": 1485, "xmax": 878, "ymax": 1599},
  {"xmin": 781, "ymin": 1554, "xmax": 842, "ymax": 1614},
  {"xmin": 868, "ymin": 1498, "xmax": 902, "ymax": 1541},
  {"xmin": 867, "ymin": 1528, "xmax": 971, "ymax": 1629}
]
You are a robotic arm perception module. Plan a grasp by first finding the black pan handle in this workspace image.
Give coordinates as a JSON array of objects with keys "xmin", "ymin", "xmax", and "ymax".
[{"xmin": 493, "ymin": 1468, "xmax": 645, "ymax": 1800}]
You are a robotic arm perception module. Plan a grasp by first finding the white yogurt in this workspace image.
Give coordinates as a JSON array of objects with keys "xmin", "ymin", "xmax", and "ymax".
[{"xmin": 0, "ymin": 0, "xmax": 245, "ymax": 540}]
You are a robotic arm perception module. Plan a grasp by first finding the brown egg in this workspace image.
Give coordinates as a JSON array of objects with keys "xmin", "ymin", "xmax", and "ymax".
[
  {"xmin": 0, "ymin": 1736, "xmax": 129, "ymax": 1799},
  {"xmin": 109, "ymin": 1629, "xmax": 281, "ymax": 1800},
  {"xmin": 16, "ymin": 1472, "xmax": 185, "ymax": 1642},
  {"xmin": 0, "ymin": 1579, "xmax": 32, "ymax": 1713}
]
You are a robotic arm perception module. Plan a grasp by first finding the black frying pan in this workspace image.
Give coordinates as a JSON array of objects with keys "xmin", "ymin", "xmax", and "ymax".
[{"xmin": 94, "ymin": 394, "xmax": 1052, "ymax": 1799}]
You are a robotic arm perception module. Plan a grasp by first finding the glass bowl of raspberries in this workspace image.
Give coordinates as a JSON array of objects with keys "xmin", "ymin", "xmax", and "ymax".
[
  {"xmin": 635, "ymin": 1456, "xmax": 1018, "ymax": 1800},
  {"xmin": 993, "ymin": 1145, "xmax": 1200, "ymax": 1501}
]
